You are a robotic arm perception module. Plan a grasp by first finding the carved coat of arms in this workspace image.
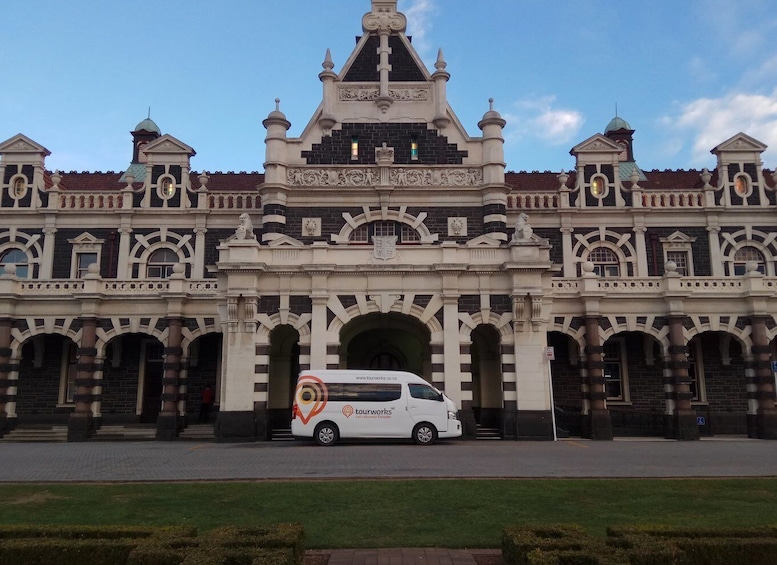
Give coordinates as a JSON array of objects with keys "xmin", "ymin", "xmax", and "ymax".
[{"xmin": 373, "ymin": 236, "xmax": 397, "ymax": 261}]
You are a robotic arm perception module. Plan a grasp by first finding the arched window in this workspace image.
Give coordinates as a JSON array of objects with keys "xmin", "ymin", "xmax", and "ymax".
[
  {"xmin": 588, "ymin": 247, "xmax": 620, "ymax": 277},
  {"xmin": 348, "ymin": 221, "xmax": 421, "ymax": 244},
  {"xmin": 0, "ymin": 248, "xmax": 29, "ymax": 278},
  {"xmin": 733, "ymin": 246, "xmax": 765, "ymax": 275},
  {"xmin": 146, "ymin": 248, "xmax": 179, "ymax": 278}
]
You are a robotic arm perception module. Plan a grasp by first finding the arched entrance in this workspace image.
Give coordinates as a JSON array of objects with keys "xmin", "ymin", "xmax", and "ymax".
[
  {"xmin": 547, "ymin": 331, "xmax": 582, "ymax": 437},
  {"xmin": 340, "ymin": 313, "xmax": 430, "ymax": 378},
  {"xmin": 267, "ymin": 325, "xmax": 300, "ymax": 435},
  {"xmin": 470, "ymin": 324, "xmax": 503, "ymax": 433},
  {"xmin": 186, "ymin": 333, "xmax": 222, "ymax": 423}
]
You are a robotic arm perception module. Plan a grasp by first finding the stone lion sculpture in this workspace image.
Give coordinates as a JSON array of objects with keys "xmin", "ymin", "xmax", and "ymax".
[
  {"xmin": 512, "ymin": 212, "xmax": 533, "ymax": 242},
  {"xmin": 234, "ymin": 213, "xmax": 255, "ymax": 240}
]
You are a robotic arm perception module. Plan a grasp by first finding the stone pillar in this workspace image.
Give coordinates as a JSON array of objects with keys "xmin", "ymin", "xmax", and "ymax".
[
  {"xmin": 67, "ymin": 318, "xmax": 97, "ymax": 441},
  {"xmin": 156, "ymin": 318, "xmax": 183, "ymax": 440},
  {"xmin": 310, "ymin": 295, "xmax": 329, "ymax": 369},
  {"xmin": 0, "ymin": 318, "xmax": 12, "ymax": 436},
  {"xmin": 582, "ymin": 316, "xmax": 612, "ymax": 440},
  {"xmin": 667, "ymin": 315, "xmax": 699, "ymax": 440},
  {"xmin": 750, "ymin": 316, "xmax": 777, "ymax": 439}
]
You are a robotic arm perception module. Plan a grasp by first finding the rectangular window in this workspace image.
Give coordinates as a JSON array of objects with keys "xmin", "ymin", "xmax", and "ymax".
[
  {"xmin": 410, "ymin": 138, "xmax": 419, "ymax": 160},
  {"xmin": 326, "ymin": 383, "xmax": 402, "ymax": 402},
  {"xmin": 666, "ymin": 251, "xmax": 688, "ymax": 276},
  {"xmin": 603, "ymin": 341, "xmax": 626, "ymax": 401},
  {"xmin": 373, "ymin": 221, "xmax": 395, "ymax": 237},
  {"xmin": 76, "ymin": 253, "xmax": 98, "ymax": 278},
  {"xmin": 351, "ymin": 137, "xmax": 359, "ymax": 160}
]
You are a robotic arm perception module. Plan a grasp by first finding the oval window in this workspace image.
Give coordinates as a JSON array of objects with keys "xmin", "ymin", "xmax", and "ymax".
[{"xmin": 591, "ymin": 177, "xmax": 605, "ymax": 196}]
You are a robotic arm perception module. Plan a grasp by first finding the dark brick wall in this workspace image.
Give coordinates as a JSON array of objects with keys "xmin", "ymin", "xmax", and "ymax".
[
  {"xmin": 204, "ymin": 229, "xmax": 234, "ymax": 278},
  {"xmin": 620, "ymin": 333, "xmax": 665, "ymax": 411},
  {"xmin": 101, "ymin": 336, "xmax": 144, "ymax": 415},
  {"xmin": 290, "ymin": 296, "xmax": 312, "ymax": 316},
  {"xmin": 302, "ymin": 123, "xmax": 467, "ymax": 165},
  {"xmin": 458, "ymin": 295, "xmax": 479, "ymax": 315},
  {"xmin": 547, "ymin": 332, "xmax": 583, "ymax": 407},
  {"xmin": 491, "ymin": 295, "xmax": 511, "ymax": 315},
  {"xmin": 259, "ymin": 296, "xmax": 281, "ymax": 314},
  {"xmin": 52, "ymin": 228, "xmax": 118, "ymax": 279},
  {"xmin": 15, "ymin": 336, "xmax": 69, "ymax": 416},
  {"xmin": 645, "ymin": 227, "xmax": 711, "ymax": 276},
  {"xmin": 534, "ymin": 228, "xmax": 562, "ymax": 266},
  {"xmin": 407, "ymin": 206, "xmax": 483, "ymax": 243},
  {"xmin": 694, "ymin": 333, "xmax": 748, "ymax": 411},
  {"xmin": 185, "ymin": 333, "xmax": 221, "ymax": 417},
  {"xmin": 343, "ymin": 35, "xmax": 426, "ymax": 82}
]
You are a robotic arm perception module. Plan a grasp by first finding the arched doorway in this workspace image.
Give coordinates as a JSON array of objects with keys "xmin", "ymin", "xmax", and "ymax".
[
  {"xmin": 267, "ymin": 325, "xmax": 300, "ymax": 434},
  {"xmin": 186, "ymin": 333, "xmax": 222, "ymax": 423},
  {"xmin": 471, "ymin": 324, "xmax": 503, "ymax": 432},
  {"xmin": 340, "ymin": 313, "xmax": 430, "ymax": 378},
  {"xmin": 547, "ymin": 331, "xmax": 582, "ymax": 437}
]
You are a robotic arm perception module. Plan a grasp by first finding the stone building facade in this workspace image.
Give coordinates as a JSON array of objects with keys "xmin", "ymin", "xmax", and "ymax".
[{"xmin": 0, "ymin": 0, "xmax": 775, "ymax": 442}]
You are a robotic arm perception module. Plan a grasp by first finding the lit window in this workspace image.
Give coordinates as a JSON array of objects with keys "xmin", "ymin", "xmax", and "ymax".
[
  {"xmin": 588, "ymin": 247, "xmax": 620, "ymax": 277},
  {"xmin": 410, "ymin": 138, "xmax": 419, "ymax": 160},
  {"xmin": 603, "ymin": 340, "xmax": 626, "ymax": 401},
  {"xmin": 351, "ymin": 137, "xmax": 359, "ymax": 160},
  {"xmin": 161, "ymin": 178, "xmax": 175, "ymax": 198},
  {"xmin": 12, "ymin": 177, "xmax": 26, "ymax": 197},
  {"xmin": 590, "ymin": 176, "xmax": 606, "ymax": 196},
  {"xmin": 0, "ymin": 248, "xmax": 29, "ymax": 278},
  {"xmin": 146, "ymin": 248, "xmax": 179, "ymax": 278},
  {"xmin": 666, "ymin": 251, "xmax": 688, "ymax": 276},
  {"xmin": 733, "ymin": 246, "xmax": 765, "ymax": 275},
  {"xmin": 76, "ymin": 253, "xmax": 98, "ymax": 278},
  {"xmin": 734, "ymin": 175, "xmax": 749, "ymax": 197}
]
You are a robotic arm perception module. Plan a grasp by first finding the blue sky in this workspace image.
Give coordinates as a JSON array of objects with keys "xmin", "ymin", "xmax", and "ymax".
[{"xmin": 2, "ymin": 0, "xmax": 776, "ymax": 174}]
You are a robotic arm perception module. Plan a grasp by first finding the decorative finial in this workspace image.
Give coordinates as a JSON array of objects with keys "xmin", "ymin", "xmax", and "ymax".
[
  {"xmin": 435, "ymin": 48, "xmax": 447, "ymax": 71},
  {"xmin": 275, "ymin": 98, "xmax": 281, "ymax": 111},
  {"xmin": 323, "ymin": 48, "xmax": 334, "ymax": 71},
  {"xmin": 615, "ymin": 103, "xmax": 618, "ymax": 118},
  {"xmin": 489, "ymin": 98, "xmax": 494, "ymax": 111},
  {"xmin": 148, "ymin": 107, "xmax": 151, "ymax": 119}
]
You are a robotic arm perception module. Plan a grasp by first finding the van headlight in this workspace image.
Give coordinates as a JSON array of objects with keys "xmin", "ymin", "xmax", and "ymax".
[{"xmin": 448, "ymin": 410, "xmax": 457, "ymax": 420}]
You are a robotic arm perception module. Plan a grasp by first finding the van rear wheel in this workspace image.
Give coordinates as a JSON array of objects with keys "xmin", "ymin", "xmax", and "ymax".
[
  {"xmin": 413, "ymin": 423, "xmax": 437, "ymax": 445},
  {"xmin": 314, "ymin": 422, "xmax": 339, "ymax": 446}
]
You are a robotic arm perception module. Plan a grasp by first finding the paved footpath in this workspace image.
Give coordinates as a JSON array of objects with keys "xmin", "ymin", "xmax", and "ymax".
[{"xmin": 2, "ymin": 438, "xmax": 773, "ymax": 565}]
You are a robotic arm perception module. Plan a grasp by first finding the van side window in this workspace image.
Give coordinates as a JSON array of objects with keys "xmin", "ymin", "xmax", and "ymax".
[
  {"xmin": 327, "ymin": 383, "xmax": 402, "ymax": 402},
  {"xmin": 409, "ymin": 384, "xmax": 442, "ymax": 401}
]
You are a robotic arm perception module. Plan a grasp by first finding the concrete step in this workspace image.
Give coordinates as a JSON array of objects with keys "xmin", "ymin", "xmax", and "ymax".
[
  {"xmin": 177, "ymin": 424, "xmax": 215, "ymax": 441},
  {"xmin": 476, "ymin": 426, "xmax": 502, "ymax": 440},
  {"xmin": 1, "ymin": 425, "xmax": 68, "ymax": 442},
  {"xmin": 92, "ymin": 425, "xmax": 156, "ymax": 441},
  {"xmin": 272, "ymin": 428, "xmax": 295, "ymax": 441}
]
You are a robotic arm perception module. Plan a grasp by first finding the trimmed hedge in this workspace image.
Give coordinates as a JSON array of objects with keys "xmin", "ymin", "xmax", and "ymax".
[
  {"xmin": 0, "ymin": 524, "xmax": 303, "ymax": 565},
  {"xmin": 503, "ymin": 524, "xmax": 777, "ymax": 565}
]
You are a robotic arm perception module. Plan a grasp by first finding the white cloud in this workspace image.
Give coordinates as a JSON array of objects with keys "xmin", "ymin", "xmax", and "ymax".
[
  {"xmin": 402, "ymin": 0, "xmax": 436, "ymax": 56},
  {"xmin": 504, "ymin": 96, "xmax": 584, "ymax": 146},
  {"xmin": 674, "ymin": 89, "xmax": 777, "ymax": 166}
]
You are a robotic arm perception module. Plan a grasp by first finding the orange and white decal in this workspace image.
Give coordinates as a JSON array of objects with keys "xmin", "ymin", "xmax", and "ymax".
[{"xmin": 294, "ymin": 375, "xmax": 328, "ymax": 424}]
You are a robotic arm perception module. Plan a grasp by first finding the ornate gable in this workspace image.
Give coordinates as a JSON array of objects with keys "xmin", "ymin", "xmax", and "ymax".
[
  {"xmin": 570, "ymin": 134, "xmax": 623, "ymax": 156},
  {"xmin": 711, "ymin": 132, "xmax": 768, "ymax": 155},
  {"xmin": 0, "ymin": 134, "xmax": 51, "ymax": 161}
]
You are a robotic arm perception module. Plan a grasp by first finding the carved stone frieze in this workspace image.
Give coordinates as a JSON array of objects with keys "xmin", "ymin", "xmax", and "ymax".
[
  {"xmin": 338, "ymin": 86, "xmax": 430, "ymax": 102},
  {"xmin": 286, "ymin": 167, "xmax": 482, "ymax": 187}
]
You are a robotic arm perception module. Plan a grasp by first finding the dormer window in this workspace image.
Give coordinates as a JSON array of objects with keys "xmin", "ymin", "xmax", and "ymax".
[
  {"xmin": 734, "ymin": 174, "xmax": 750, "ymax": 197},
  {"xmin": 160, "ymin": 177, "xmax": 176, "ymax": 199},
  {"xmin": 590, "ymin": 175, "xmax": 606, "ymax": 197},
  {"xmin": 11, "ymin": 176, "xmax": 27, "ymax": 198}
]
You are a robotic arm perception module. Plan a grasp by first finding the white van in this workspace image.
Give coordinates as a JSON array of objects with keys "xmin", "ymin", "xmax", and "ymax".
[{"xmin": 291, "ymin": 370, "xmax": 462, "ymax": 446}]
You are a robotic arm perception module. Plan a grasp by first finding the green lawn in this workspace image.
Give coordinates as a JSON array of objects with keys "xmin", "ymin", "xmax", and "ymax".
[{"xmin": 2, "ymin": 479, "xmax": 776, "ymax": 548}]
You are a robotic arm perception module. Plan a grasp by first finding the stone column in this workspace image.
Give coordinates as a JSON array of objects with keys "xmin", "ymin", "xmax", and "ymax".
[
  {"xmin": 750, "ymin": 316, "xmax": 777, "ymax": 439},
  {"xmin": 667, "ymin": 315, "xmax": 699, "ymax": 440},
  {"xmin": 0, "ymin": 318, "xmax": 12, "ymax": 436},
  {"xmin": 583, "ymin": 315, "xmax": 612, "ymax": 440},
  {"xmin": 67, "ymin": 318, "xmax": 97, "ymax": 441},
  {"xmin": 310, "ymin": 295, "xmax": 329, "ymax": 369},
  {"xmin": 156, "ymin": 318, "xmax": 183, "ymax": 440}
]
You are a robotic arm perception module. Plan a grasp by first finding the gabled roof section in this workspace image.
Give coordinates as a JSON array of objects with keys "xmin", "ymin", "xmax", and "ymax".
[
  {"xmin": 570, "ymin": 134, "xmax": 623, "ymax": 156},
  {"xmin": 711, "ymin": 132, "xmax": 767, "ymax": 155},
  {"xmin": 142, "ymin": 134, "xmax": 196, "ymax": 157},
  {"xmin": 0, "ymin": 133, "xmax": 51, "ymax": 157}
]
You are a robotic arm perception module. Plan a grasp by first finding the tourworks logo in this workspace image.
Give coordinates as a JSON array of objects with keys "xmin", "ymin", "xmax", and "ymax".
[
  {"xmin": 342, "ymin": 405, "xmax": 354, "ymax": 418},
  {"xmin": 342, "ymin": 405, "xmax": 394, "ymax": 419},
  {"xmin": 294, "ymin": 375, "xmax": 328, "ymax": 424}
]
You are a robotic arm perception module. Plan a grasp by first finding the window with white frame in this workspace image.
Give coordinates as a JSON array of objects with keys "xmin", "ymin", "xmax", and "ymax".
[
  {"xmin": 733, "ymin": 174, "xmax": 751, "ymax": 197},
  {"xmin": 603, "ymin": 339, "xmax": 627, "ymax": 401},
  {"xmin": 159, "ymin": 176, "xmax": 176, "ymax": 199},
  {"xmin": 11, "ymin": 176, "xmax": 27, "ymax": 199},
  {"xmin": 68, "ymin": 233, "xmax": 104, "ymax": 279},
  {"xmin": 348, "ymin": 221, "xmax": 421, "ymax": 244},
  {"xmin": 146, "ymin": 248, "xmax": 179, "ymax": 278},
  {"xmin": 59, "ymin": 342, "xmax": 78, "ymax": 404},
  {"xmin": 666, "ymin": 251, "xmax": 689, "ymax": 275},
  {"xmin": 590, "ymin": 175, "xmax": 607, "ymax": 197},
  {"xmin": 733, "ymin": 246, "xmax": 765, "ymax": 275},
  {"xmin": 76, "ymin": 253, "xmax": 98, "ymax": 278},
  {"xmin": 687, "ymin": 340, "xmax": 706, "ymax": 403},
  {"xmin": 0, "ymin": 248, "xmax": 29, "ymax": 278},
  {"xmin": 588, "ymin": 247, "xmax": 620, "ymax": 277}
]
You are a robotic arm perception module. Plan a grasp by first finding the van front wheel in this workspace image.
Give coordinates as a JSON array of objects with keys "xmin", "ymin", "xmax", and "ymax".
[
  {"xmin": 413, "ymin": 423, "xmax": 437, "ymax": 445},
  {"xmin": 314, "ymin": 422, "xmax": 339, "ymax": 446}
]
